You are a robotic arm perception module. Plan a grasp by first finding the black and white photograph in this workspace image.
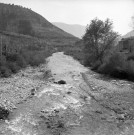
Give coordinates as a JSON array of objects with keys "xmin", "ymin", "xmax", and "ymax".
[{"xmin": 0, "ymin": 0, "xmax": 134, "ymax": 134}]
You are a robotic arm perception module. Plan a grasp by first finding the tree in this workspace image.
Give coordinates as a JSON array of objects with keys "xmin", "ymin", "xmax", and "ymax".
[{"xmin": 83, "ymin": 18, "xmax": 118, "ymax": 66}]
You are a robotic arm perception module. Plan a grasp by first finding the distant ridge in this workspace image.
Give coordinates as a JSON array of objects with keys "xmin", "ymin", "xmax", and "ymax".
[
  {"xmin": 53, "ymin": 22, "xmax": 86, "ymax": 38},
  {"xmin": 122, "ymin": 30, "xmax": 134, "ymax": 39}
]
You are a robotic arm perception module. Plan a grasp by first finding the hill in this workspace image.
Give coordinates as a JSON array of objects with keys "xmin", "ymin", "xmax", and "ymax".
[
  {"xmin": 53, "ymin": 22, "xmax": 86, "ymax": 38},
  {"xmin": 0, "ymin": 3, "xmax": 78, "ymax": 41},
  {"xmin": 0, "ymin": 3, "xmax": 82, "ymax": 77},
  {"xmin": 122, "ymin": 30, "xmax": 134, "ymax": 39}
]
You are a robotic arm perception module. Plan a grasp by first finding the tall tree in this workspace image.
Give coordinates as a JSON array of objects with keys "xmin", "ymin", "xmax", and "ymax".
[{"xmin": 83, "ymin": 18, "xmax": 118, "ymax": 66}]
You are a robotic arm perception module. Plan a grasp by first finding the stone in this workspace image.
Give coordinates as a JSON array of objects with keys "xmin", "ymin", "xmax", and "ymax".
[
  {"xmin": 0, "ymin": 107, "xmax": 9, "ymax": 120},
  {"xmin": 57, "ymin": 80, "xmax": 66, "ymax": 84}
]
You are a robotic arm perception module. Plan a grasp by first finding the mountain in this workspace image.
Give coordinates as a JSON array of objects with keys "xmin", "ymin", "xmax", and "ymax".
[
  {"xmin": 53, "ymin": 22, "xmax": 86, "ymax": 38},
  {"xmin": 122, "ymin": 30, "xmax": 134, "ymax": 39},
  {"xmin": 0, "ymin": 3, "xmax": 78, "ymax": 41}
]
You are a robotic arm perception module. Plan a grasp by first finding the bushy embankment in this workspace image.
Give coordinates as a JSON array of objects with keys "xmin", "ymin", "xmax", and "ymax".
[
  {"xmin": 84, "ymin": 51, "xmax": 134, "ymax": 81},
  {"xmin": 0, "ymin": 48, "xmax": 47, "ymax": 78},
  {"xmin": 82, "ymin": 18, "xmax": 134, "ymax": 81}
]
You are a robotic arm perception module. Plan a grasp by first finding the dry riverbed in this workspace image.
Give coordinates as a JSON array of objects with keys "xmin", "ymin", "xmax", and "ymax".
[
  {"xmin": 0, "ymin": 52, "xmax": 134, "ymax": 135},
  {"xmin": 0, "ymin": 64, "xmax": 48, "ymax": 111}
]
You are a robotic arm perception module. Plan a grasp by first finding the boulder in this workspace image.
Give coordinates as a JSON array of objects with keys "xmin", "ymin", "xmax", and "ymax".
[
  {"xmin": 0, "ymin": 107, "xmax": 9, "ymax": 120},
  {"xmin": 57, "ymin": 80, "xmax": 66, "ymax": 84}
]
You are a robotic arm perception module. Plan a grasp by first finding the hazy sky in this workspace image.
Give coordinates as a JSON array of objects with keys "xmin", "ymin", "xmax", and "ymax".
[{"xmin": 0, "ymin": 0, "xmax": 134, "ymax": 35}]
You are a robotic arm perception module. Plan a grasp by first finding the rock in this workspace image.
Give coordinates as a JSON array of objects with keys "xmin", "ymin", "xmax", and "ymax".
[
  {"xmin": 54, "ymin": 82, "xmax": 58, "ymax": 84},
  {"xmin": 67, "ymin": 91, "xmax": 71, "ymax": 94},
  {"xmin": 57, "ymin": 80, "xmax": 66, "ymax": 84},
  {"xmin": 0, "ymin": 107, "xmax": 9, "ymax": 120},
  {"xmin": 54, "ymin": 109, "xmax": 59, "ymax": 113},
  {"xmin": 31, "ymin": 88, "xmax": 36, "ymax": 95}
]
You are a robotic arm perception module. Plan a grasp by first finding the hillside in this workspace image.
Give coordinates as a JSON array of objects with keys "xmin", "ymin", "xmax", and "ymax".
[
  {"xmin": 0, "ymin": 3, "xmax": 78, "ymax": 41},
  {"xmin": 53, "ymin": 22, "xmax": 86, "ymax": 38},
  {"xmin": 0, "ymin": 3, "xmax": 83, "ymax": 78},
  {"xmin": 122, "ymin": 30, "xmax": 134, "ymax": 39}
]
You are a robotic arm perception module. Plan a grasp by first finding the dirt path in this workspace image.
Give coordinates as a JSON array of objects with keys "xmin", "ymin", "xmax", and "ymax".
[{"xmin": 0, "ymin": 52, "xmax": 134, "ymax": 135}]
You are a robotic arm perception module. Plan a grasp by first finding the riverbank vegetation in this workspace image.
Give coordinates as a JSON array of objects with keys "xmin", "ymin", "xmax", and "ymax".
[
  {"xmin": 0, "ymin": 47, "xmax": 46, "ymax": 78},
  {"xmin": 83, "ymin": 18, "xmax": 134, "ymax": 81}
]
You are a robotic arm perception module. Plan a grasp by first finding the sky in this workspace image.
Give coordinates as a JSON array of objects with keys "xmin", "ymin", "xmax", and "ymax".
[{"xmin": 0, "ymin": 0, "xmax": 134, "ymax": 35}]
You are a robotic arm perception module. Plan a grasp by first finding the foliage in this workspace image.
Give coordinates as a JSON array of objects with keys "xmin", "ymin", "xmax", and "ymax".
[
  {"xmin": 0, "ymin": 107, "xmax": 9, "ymax": 120},
  {"xmin": 18, "ymin": 19, "xmax": 34, "ymax": 35},
  {"xmin": 83, "ymin": 18, "xmax": 118, "ymax": 66},
  {"xmin": 98, "ymin": 52, "xmax": 134, "ymax": 80},
  {"xmin": 124, "ymin": 60, "xmax": 134, "ymax": 80},
  {"xmin": 0, "ymin": 66, "xmax": 12, "ymax": 77},
  {"xmin": 98, "ymin": 53, "xmax": 125, "ymax": 74},
  {"xmin": 0, "ymin": 49, "xmax": 46, "ymax": 77},
  {"xmin": 7, "ymin": 62, "xmax": 20, "ymax": 73}
]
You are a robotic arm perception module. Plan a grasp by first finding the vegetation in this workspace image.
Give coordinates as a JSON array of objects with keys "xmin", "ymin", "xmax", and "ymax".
[
  {"xmin": 83, "ymin": 18, "xmax": 118, "ymax": 67},
  {"xmin": 83, "ymin": 18, "xmax": 134, "ymax": 81},
  {"xmin": 0, "ymin": 106, "xmax": 9, "ymax": 120},
  {"xmin": 0, "ymin": 2, "xmax": 78, "ymax": 78},
  {"xmin": 18, "ymin": 19, "xmax": 34, "ymax": 36},
  {"xmin": 0, "ymin": 48, "xmax": 46, "ymax": 77}
]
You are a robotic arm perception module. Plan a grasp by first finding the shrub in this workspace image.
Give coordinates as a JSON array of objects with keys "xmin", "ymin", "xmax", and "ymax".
[
  {"xmin": 0, "ymin": 107, "xmax": 9, "ymax": 120},
  {"xmin": 0, "ymin": 66, "xmax": 12, "ymax": 77},
  {"xmin": 7, "ymin": 62, "xmax": 20, "ymax": 73},
  {"xmin": 29, "ymin": 53, "xmax": 45, "ymax": 66},
  {"xmin": 98, "ymin": 53, "xmax": 126, "ymax": 77},
  {"xmin": 16, "ymin": 55, "xmax": 27, "ymax": 68},
  {"xmin": 6, "ymin": 53, "xmax": 18, "ymax": 62},
  {"xmin": 124, "ymin": 60, "xmax": 134, "ymax": 80},
  {"xmin": 20, "ymin": 50, "xmax": 32, "ymax": 63},
  {"xmin": 0, "ymin": 48, "xmax": 46, "ymax": 78},
  {"xmin": 0, "ymin": 56, "xmax": 7, "ymax": 66},
  {"xmin": 6, "ymin": 53, "xmax": 27, "ymax": 68}
]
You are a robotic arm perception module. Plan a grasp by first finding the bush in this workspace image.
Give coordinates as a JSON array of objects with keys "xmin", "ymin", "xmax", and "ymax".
[
  {"xmin": 7, "ymin": 62, "xmax": 20, "ymax": 73},
  {"xmin": 124, "ymin": 60, "xmax": 134, "ymax": 80},
  {"xmin": 0, "ymin": 48, "xmax": 46, "ymax": 78},
  {"xmin": 6, "ymin": 53, "xmax": 27, "ymax": 68},
  {"xmin": 16, "ymin": 55, "xmax": 27, "ymax": 68},
  {"xmin": 0, "ymin": 107, "xmax": 9, "ymax": 120},
  {"xmin": 98, "ymin": 53, "xmax": 130, "ymax": 79},
  {"xmin": 21, "ymin": 50, "xmax": 45, "ymax": 67},
  {"xmin": 6, "ymin": 53, "xmax": 18, "ymax": 61},
  {"xmin": 0, "ymin": 56, "xmax": 7, "ymax": 66},
  {"xmin": 0, "ymin": 66, "xmax": 12, "ymax": 77},
  {"xmin": 29, "ymin": 53, "xmax": 45, "ymax": 66}
]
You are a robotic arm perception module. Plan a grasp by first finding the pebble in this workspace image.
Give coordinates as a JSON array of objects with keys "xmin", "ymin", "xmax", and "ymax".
[{"xmin": 0, "ymin": 64, "xmax": 47, "ymax": 111}]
